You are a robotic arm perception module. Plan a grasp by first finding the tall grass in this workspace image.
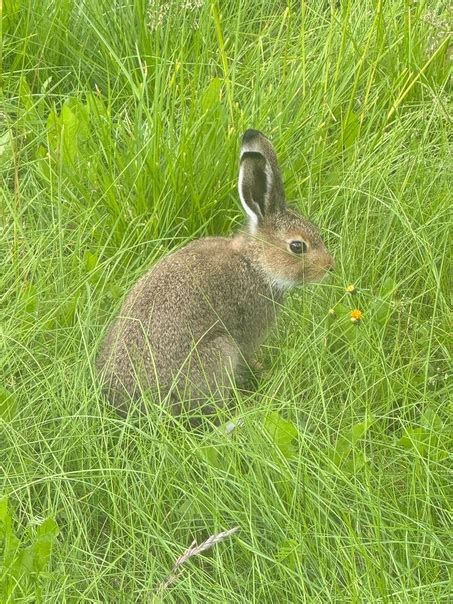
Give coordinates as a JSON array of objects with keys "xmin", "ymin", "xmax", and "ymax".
[{"xmin": 1, "ymin": 1, "xmax": 451, "ymax": 601}]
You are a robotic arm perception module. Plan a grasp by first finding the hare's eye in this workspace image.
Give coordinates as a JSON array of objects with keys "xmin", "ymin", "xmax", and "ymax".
[{"xmin": 289, "ymin": 240, "xmax": 307, "ymax": 254}]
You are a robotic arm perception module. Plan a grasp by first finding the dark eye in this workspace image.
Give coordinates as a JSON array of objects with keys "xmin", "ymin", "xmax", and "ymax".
[{"xmin": 289, "ymin": 240, "xmax": 308, "ymax": 254}]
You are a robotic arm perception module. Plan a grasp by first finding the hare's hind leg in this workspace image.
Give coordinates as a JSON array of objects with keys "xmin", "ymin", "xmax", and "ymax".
[
  {"xmin": 202, "ymin": 334, "xmax": 241, "ymax": 398},
  {"xmin": 171, "ymin": 334, "xmax": 241, "ymax": 416}
]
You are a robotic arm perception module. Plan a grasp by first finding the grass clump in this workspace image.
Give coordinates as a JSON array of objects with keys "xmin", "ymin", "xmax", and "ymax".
[{"xmin": 1, "ymin": 1, "xmax": 451, "ymax": 601}]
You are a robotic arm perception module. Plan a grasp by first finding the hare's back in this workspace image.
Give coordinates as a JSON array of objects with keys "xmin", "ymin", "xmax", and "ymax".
[
  {"xmin": 142, "ymin": 237, "xmax": 279, "ymax": 363},
  {"xmin": 123, "ymin": 237, "xmax": 250, "ymax": 336}
]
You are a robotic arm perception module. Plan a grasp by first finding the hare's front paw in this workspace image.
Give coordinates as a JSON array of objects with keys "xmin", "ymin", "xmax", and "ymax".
[{"xmin": 248, "ymin": 358, "xmax": 265, "ymax": 374}]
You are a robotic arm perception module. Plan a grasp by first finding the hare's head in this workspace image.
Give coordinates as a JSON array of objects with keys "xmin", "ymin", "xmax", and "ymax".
[{"xmin": 238, "ymin": 129, "xmax": 334, "ymax": 288}]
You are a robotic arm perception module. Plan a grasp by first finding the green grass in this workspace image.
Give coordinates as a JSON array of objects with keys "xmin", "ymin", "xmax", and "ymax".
[{"xmin": 1, "ymin": 0, "xmax": 451, "ymax": 601}]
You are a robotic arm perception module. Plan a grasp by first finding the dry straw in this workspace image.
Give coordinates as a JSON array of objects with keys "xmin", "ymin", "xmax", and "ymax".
[{"xmin": 155, "ymin": 526, "xmax": 240, "ymax": 596}]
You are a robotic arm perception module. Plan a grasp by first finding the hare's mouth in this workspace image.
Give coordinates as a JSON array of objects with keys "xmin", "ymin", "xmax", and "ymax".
[
  {"xmin": 301, "ymin": 264, "xmax": 334, "ymax": 285},
  {"xmin": 305, "ymin": 252, "xmax": 335, "ymax": 283}
]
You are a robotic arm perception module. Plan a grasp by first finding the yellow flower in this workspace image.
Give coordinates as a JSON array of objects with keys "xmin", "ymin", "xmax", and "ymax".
[
  {"xmin": 345, "ymin": 284, "xmax": 356, "ymax": 294},
  {"xmin": 350, "ymin": 309, "xmax": 363, "ymax": 322}
]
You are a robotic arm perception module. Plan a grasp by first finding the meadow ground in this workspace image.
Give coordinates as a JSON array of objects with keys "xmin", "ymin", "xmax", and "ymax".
[{"xmin": 1, "ymin": 1, "xmax": 452, "ymax": 601}]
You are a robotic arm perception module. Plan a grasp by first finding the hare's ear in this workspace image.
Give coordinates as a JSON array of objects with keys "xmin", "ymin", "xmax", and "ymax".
[{"xmin": 238, "ymin": 129, "xmax": 286, "ymax": 228}]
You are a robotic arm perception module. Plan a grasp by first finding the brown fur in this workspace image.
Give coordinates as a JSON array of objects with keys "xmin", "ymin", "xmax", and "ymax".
[{"xmin": 97, "ymin": 130, "xmax": 334, "ymax": 414}]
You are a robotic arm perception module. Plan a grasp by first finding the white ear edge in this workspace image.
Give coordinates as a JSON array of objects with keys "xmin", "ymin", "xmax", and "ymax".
[
  {"xmin": 264, "ymin": 162, "xmax": 274, "ymax": 209},
  {"xmin": 238, "ymin": 162, "xmax": 260, "ymax": 232}
]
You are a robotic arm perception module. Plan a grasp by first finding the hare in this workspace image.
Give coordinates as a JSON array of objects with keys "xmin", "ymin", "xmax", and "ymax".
[{"xmin": 97, "ymin": 130, "xmax": 334, "ymax": 416}]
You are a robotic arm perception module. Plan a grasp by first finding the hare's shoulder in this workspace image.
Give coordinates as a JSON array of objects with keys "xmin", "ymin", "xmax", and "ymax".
[
  {"xmin": 158, "ymin": 236, "xmax": 240, "ymax": 270},
  {"xmin": 182, "ymin": 236, "xmax": 234, "ymax": 256},
  {"xmin": 134, "ymin": 236, "xmax": 239, "ymax": 289}
]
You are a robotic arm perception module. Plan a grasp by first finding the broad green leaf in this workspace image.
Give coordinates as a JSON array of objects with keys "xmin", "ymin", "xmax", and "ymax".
[
  {"xmin": 397, "ymin": 423, "xmax": 449, "ymax": 460},
  {"xmin": 341, "ymin": 450, "xmax": 367, "ymax": 475},
  {"xmin": 329, "ymin": 419, "xmax": 372, "ymax": 469},
  {"xmin": 201, "ymin": 77, "xmax": 222, "ymax": 112},
  {"xmin": 60, "ymin": 104, "xmax": 79, "ymax": 164},
  {"xmin": 108, "ymin": 283, "xmax": 123, "ymax": 301},
  {"xmin": 0, "ymin": 497, "xmax": 8, "ymax": 523},
  {"xmin": 350, "ymin": 419, "xmax": 373, "ymax": 444},
  {"xmin": 3, "ymin": 0, "xmax": 23, "ymax": 34},
  {"xmin": 57, "ymin": 294, "xmax": 80, "ymax": 326},
  {"xmin": 36, "ymin": 517, "xmax": 59, "ymax": 540},
  {"xmin": 264, "ymin": 412, "xmax": 299, "ymax": 460},
  {"xmin": 0, "ymin": 498, "xmax": 20, "ymax": 569},
  {"xmin": 198, "ymin": 445, "xmax": 223, "ymax": 469},
  {"xmin": 32, "ymin": 518, "xmax": 59, "ymax": 572},
  {"xmin": 45, "ymin": 97, "xmax": 91, "ymax": 166},
  {"xmin": 18, "ymin": 77, "xmax": 34, "ymax": 112},
  {"xmin": 21, "ymin": 282, "xmax": 37, "ymax": 314},
  {"xmin": 14, "ymin": 546, "xmax": 35, "ymax": 574},
  {"xmin": 374, "ymin": 300, "xmax": 392, "ymax": 326},
  {"xmin": 416, "ymin": 325, "xmax": 431, "ymax": 347},
  {"xmin": 332, "ymin": 303, "xmax": 350, "ymax": 317},
  {"xmin": 420, "ymin": 409, "xmax": 443, "ymax": 432},
  {"xmin": 341, "ymin": 110, "xmax": 360, "ymax": 148},
  {"xmin": 65, "ymin": 98, "xmax": 90, "ymax": 139},
  {"xmin": 342, "ymin": 320, "xmax": 358, "ymax": 343},
  {"xmin": 331, "ymin": 435, "xmax": 352, "ymax": 462},
  {"xmin": 178, "ymin": 497, "xmax": 198, "ymax": 523},
  {"xmin": 397, "ymin": 427, "xmax": 428, "ymax": 455},
  {"xmin": 84, "ymin": 250, "xmax": 99, "ymax": 273},
  {"xmin": 275, "ymin": 538, "xmax": 300, "ymax": 569},
  {"xmin": 36, "ymin": 144, "xmax": 52, "ymax": 181},
  {"xmin": 380, "ymin": 277, "xmax": 397, "ymax": 297},
  {"xmin": 0, "ymin": 129, "xmax": 14, "ymax": 168},
  {"xmin": 86, "ymin": 92, "xmax": 109, "ymax": 119},
  {"xmin": 0, "ymin": 387, "xmax": 17, "ymax": 421},
  {"xmin": 46, "ymin": 106, "xmax": 61, "ymax": 153}
]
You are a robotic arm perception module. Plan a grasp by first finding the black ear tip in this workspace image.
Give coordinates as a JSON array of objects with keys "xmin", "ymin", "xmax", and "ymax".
[{"xmin": 242, "ymin": 129, "xmax": 264, "ymax": 144}]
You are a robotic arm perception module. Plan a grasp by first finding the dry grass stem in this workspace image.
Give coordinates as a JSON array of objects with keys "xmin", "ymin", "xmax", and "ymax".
[{"xmin": 156, "ymin": 527, "xmax": 240, "ymax": 594}]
